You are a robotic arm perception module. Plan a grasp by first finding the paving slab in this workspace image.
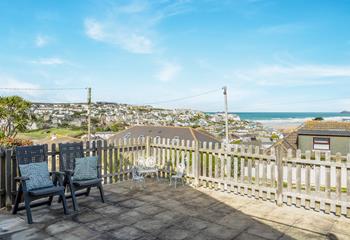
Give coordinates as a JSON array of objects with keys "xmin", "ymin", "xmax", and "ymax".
[
  {"xmin": 154, "ymin": 210, "xmax": 183, "ymax": 223},
  {"xmin": 246, "ymin": 221, "xmax": 286, "ymax": 239},
  {"xmin": 71, "ymin": 211, "xmax": 103, "ymax": 223},
  {"xmin": 134, "ymin": 204, "xmax": 165, "ymax": 215},
  {"xmin": 86, "ymin": 217, "xmax": 125, "ymax": 232},
  {"xmin": 93, "ymin": 205, "xmax": 127, "ymax": 216},
  {"xmin": 292, "ymin": 213, "xmax": 335, "ymax": 235},
  {"xmin": 133, "ymin": 218, "xmax": 170, "ymax": 234},
  {"xmin": 8, "ymin": 227, "xmax": 53, "ymax": 240},
  {"xmin": 279, "ymin": 227, "xmax": 328, "ymax": 240},
  {"xmin": 175, "ymin": 217, "xmax": 209, "ymax": 231},
  {"xmin": 157, "ymin": 225, "xmax": 192, "ymax": 240},
  {"xmin": 45, "ymin": 220, "xmax": 80, "ymax": 235},
  {"xmin": 217, "ymin": 211, "xmax": 254, "ymax": 231},
  {"xmin": 111, "ymin": 226, "xmax": 146, "ymax": 240},
  {"xmin": 203, "ymin": 223, "xmax": 242, "ymax": 239},
  {"xmin": 0, "ymin": 216, "xmax": 28, "ymax": 236},
  {"xmin": 235, "ymin": 232, "xmax": 270, "ymax": 240},
  {"xmin": 330, "ymin": 219, "xmax": 350, "ymax": 237},
  {"xmin": 119, "ymin": 199, "xmax": 147, "ymax": 208}
]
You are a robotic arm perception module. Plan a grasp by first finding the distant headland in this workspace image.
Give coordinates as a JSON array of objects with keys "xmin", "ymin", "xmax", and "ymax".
[{"xmin": 341, "ymin": 111, "xmax": 350, "ymax": 114}]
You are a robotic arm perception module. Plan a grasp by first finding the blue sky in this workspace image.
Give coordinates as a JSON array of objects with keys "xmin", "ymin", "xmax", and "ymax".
[{"xmin": 1, "ymin": 0, "xmax": 350, "ymax": 112}]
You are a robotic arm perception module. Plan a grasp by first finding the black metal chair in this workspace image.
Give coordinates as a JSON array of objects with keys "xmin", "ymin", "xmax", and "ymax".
[
  {"xmin": 58, "ymin": 142, "xmax": 105, "ymax": 211},
  {"xmin": 12, "ymin": 145, "xmax": 68, "ymax": 224}
]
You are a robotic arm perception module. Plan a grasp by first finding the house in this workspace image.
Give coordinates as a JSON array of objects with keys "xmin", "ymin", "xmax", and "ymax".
[
  {"xmin": 107, "ymin": 125, "xmax": 220, "ymax": 145},
  {"xmin": 297, "ymin": 121, "xmax": 350, "ymax": 154},
  {"xmin": 81, "ymin": 132, "xmax": 116, "ymax": 141},
  {"xmin": 70, "ymin": 118, "xmax": 84, "ymax": 128},
  {"xmin": 34, "ymin": 134, "xmax": 81, "ymax": 148},
  {"xmin": 271, "ymin": 121, "xmax": 350, "ymax": 155}
]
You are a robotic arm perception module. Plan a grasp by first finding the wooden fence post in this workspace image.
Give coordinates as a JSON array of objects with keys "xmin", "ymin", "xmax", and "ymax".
[
  {"xmin": 194, "ymin": 140, "xmax": 200, "ymax": 187},
  {"xmin": 347, "ymin": 154, "xmax": 350, "ymax": 198},
  {"xmin": 0, "ymin": 148, "xmax": 5, "ymax": 209},
  {"xmin": 276, "ymin": 145, "xmax": 283, "ymax": 207},
  {"xmin": 5, "ymin": 149, "xmax": 12, "ymax": 210},
  {"xmin": 103, "ymin": 140, "xmax": 108, "ymax": 184},
  {"xmin": 146, "ymin": 136, "xmax": 151, "ymax": 158},
  {"xmin": 336, "ymin": 153, "xmax": 342, "ymax": 197},
  {"xmin": 97, "ymin": 140, "xmax": 102, "ymax": 181}
]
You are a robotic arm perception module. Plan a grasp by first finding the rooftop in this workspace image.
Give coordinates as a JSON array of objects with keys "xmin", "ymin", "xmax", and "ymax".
[
  {"xmin": 297, "ymin": 121, "xmax": 350, "ymax": 137},
  {"xmin": 303, "ymin": 121, "xmax": 350, "ymax": 131},
  {"xmin": 273, "ymin": 121, "xmax": 350, "ymax": 152},
  {"xmin": 108, "ymin": 125, "xmax": 220, "ymax": 144},
  {"xmin": 1, "ymin": 180, "xmax": 349, "ymax": 240},
  {"xmin": 298, "ymin": 129, "xmax": 350, "ymax": 137}
]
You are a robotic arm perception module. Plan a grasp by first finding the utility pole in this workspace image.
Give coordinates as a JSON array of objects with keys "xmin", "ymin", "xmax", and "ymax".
[
  {"xmin": 222, "ymin": 86, "xmax": 229, "ymax": 146},
  {"xmin": 87, "ymin": 87, "xmax": 92, "ymax": 143}
]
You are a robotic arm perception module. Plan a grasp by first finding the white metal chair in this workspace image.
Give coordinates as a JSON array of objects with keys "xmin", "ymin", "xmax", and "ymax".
[
  {"xmin": 169, "ymin": 162, "xmax": 186, "ymax": 188},
  {"xmin": 136, "ymin": 156, "xmax": 146, "ymax": 168},
  {"xmin": 131, "ymin": 166, "xmax": 145, "ymax": 189}
]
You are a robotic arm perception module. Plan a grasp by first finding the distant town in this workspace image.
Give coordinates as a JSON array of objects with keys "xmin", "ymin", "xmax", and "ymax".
[{"xmin": 28, "ymin": 102, "xmax": 282, "ymax": 149}]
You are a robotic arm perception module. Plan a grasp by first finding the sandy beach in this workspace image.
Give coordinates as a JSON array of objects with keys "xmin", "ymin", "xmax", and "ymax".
[
  {"xmin": 256, "ymin": 119, "xmax": 304, "ymax": 132},
  {"xmin": 252, "ymin": 115, "xmax": 350, "ymax": 133}
]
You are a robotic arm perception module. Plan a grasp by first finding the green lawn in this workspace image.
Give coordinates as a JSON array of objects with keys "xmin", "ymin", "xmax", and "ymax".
[{"xmin": 18, "ymin": 128, "xmax": 86, "ymax": 140}]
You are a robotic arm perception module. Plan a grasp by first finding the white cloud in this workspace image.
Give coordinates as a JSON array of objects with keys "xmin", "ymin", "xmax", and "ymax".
[
  {"xmin": 119, "ymin": 34, "xmax": 153, "ymax": 54},
  {"xmin": 156, "ymin": 62, "xmax": 182, "ymax": 82},
  {"xmin": 151, "ymin": 0, "xmax": 192, "ymax": 22},
  {"xmin": 84, "ymin": 19, "xmax": 105, "ymax": 41},
  {"xmin": 84, "ymin": 18, "xmax": 153, "ymax": 54},
  {"xmin": 31, "ymin": 57, "xmax": 65, "ymax": 65},
  {"xmin": 35, "ymin": 34, "xmax": 49, "ymax": 47},
  {"xmin": 233, "ymin": 64, "xmax": 350, "ymax": 86},
  {"xmin": 83, "ymin": 1, "xmax": 191, "ymax": 54},
  {"xmin": 118, "ymin": 1, "xmax": 149, "ymax": 13}
]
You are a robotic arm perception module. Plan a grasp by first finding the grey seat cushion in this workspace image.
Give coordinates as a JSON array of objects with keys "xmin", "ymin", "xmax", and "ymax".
[
  {"xmin": 19, "ymin": 162, "xmax": 53, "ymax": 190},
  {"xmin": 29, "ymin": 186, "xmax": 64, "ymax": 196},
  {"xmin": 73, "ymin": 178, "xmax": 101, "ymax": 187}
]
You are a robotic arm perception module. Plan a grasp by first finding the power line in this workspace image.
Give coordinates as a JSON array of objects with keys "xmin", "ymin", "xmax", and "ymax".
[
  {"xmin": 142, "ymin": 88, "xmax": 221, "ymax": 105},
  {"xmin": 0, "ymin": 87, "xmax": 87, "ymax": 91}
]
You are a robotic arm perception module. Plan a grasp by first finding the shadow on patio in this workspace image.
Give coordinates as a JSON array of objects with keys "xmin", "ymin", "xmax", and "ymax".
[{"xmin": 0, "ymin": 179, "xmax": 346, "ymax": 240}]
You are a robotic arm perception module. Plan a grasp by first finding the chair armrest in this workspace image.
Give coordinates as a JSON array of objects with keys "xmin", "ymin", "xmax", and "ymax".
[
  {"xmin": 50, "ymin": 171, "xmax": 65, "ymax": 186},
  {"xmin": 49, "ymin": 171, "xmax": 65, "ymax": 176},
  {"xmin": 97, "ymin": 165, "xmax": 102, "ymax": 178},
  {"xmin": 64, "ymin": 170, "xmax": 74, "ymax": 176},
  {"xmin": 14, "ymin": 176, "xmax": 30, "ymax": 182}
]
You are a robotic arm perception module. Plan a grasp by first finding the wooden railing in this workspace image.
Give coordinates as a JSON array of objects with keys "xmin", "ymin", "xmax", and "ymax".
[{"xmin": 1, "ymin": 137, "xmax": 350, "ymax": 218}]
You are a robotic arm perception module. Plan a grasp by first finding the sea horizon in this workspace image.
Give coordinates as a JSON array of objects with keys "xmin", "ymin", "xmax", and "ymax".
[
  {"xmin": 207, "ymin": 112, "xmax": 350, "ymax": 129},
  {"xmin": 234, "ymin": 112, "xmax": 350, "ymax": 120}
]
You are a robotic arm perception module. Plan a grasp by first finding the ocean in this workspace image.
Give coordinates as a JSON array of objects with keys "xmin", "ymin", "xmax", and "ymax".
[{"xmin": 233, "ymin": 112, "xmax": 350, "ymax": 128}]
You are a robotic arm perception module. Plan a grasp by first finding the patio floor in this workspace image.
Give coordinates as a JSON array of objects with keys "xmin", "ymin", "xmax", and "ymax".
[{"xmin": 0, "ymin": 180, "xmax": 350, "ymax": 240}]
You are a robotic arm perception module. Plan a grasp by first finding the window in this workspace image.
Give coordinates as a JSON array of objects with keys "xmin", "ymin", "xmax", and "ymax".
[{"xmin": 313, "ymin": 137, "xmax": 330, "ymax": 150}]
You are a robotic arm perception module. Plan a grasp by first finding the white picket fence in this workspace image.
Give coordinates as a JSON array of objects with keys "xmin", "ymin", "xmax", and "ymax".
[{"xmin": 149, "ymin": 138, "xmax": 350, "ymax": 217}]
